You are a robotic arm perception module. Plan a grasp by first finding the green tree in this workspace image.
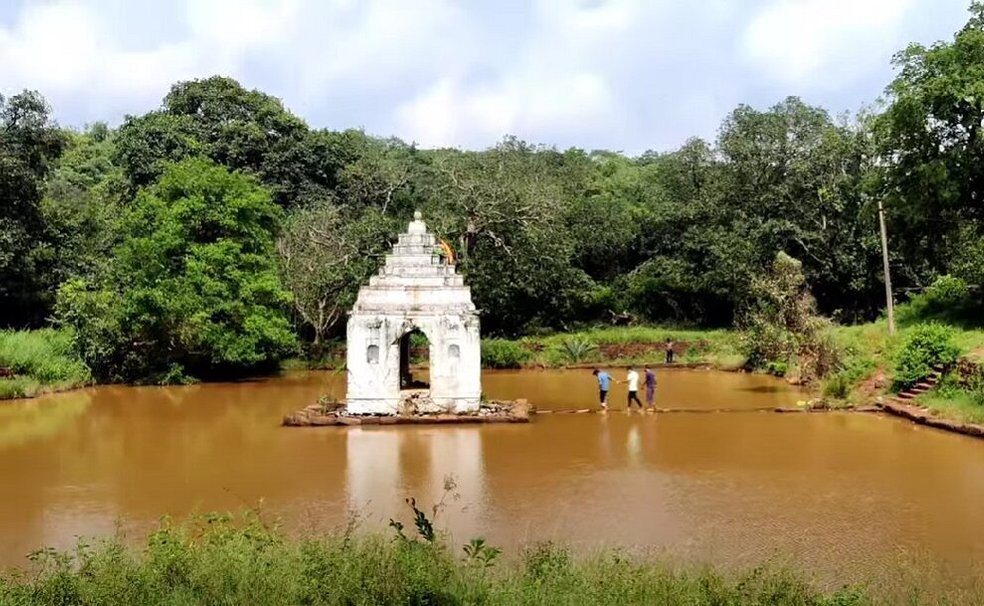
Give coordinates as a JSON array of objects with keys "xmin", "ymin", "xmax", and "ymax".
[
  {"xmin": 57, "ymin": 158, "xmax": 295, "ymax": 382},
  {"xmin": 336, "ymin": 136, "xmax": 420, "ymax": 215},
  {"xmin": 0, "ymin": 90, "xmax": 67, "ymax": 327},
  {"xmin": 33, "ymin": 124, "xmax": 123, "ymax": 315},
  {"xmin": 567, "ymin": 153, "xmax": 645, "ymax": 283},
  {"xmin": 718, "ymin": 98, "xmax": 881, "ymax": 320},
  {"xmin": 114, "ymin": 76, "xmax": 347, "ymax": 206},
  {"xmin": 875, "ymin": 3, "xmax": 984, "ymax": 296},
  {"xmin": 741, "ymin": 252, "xmax": 839, "ymax": 382},
  {"xmin": 420, "ymin": 139, "xmax": 592, "ymax": 335},
  {"xmin": 625, "ymin": 139, "xmax": 752, "ymax": 325},
  {"xmin": 277, "ymin": 203, "xmax": 397, "ymax": 348}
]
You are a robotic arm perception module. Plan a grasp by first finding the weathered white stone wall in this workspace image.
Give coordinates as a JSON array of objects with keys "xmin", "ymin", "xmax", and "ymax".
[{"xmin": 346, "ymin": 214, "xmax": 481, "ymax": 415}]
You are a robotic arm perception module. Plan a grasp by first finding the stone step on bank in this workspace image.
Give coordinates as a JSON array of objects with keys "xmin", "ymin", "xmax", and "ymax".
[{"xmin": 876, "ymin": 365, "xmax": 984, "ymax": 440}]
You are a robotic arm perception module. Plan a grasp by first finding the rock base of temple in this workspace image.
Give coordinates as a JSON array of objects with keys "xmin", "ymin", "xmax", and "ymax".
[
  {"xmin": 345, "ymin": 389, "xmax": 480, "ymax": 416},
  {"xmin": 282, "ymin": 398, "xmax": 530, "ymax": 427}
]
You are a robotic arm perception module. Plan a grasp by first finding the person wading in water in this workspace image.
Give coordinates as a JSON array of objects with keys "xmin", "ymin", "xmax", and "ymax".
[
  {"xmin": 623, "ymin": 367, "xmax": 643, "ymax": 410},
  {"xmin": 643, "ymin": 364, "xmax": 656, "ymax": 410},
  {"xmin": 592, "ymin": 369, "xmax": 612, "ymax": 411}
]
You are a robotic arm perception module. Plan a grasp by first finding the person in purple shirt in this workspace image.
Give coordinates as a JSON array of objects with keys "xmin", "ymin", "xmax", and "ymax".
[
  {"xmin": 592, "ymin": 368, "xmax": 611, "ymax": 410},
  {"xmin": 643, "ymin": 365, "xmax": 657, "ymax": 409}
]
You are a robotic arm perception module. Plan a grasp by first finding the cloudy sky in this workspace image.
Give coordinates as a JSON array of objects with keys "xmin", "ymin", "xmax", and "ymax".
[{"xmin": 0, "ymin": 0, "xmax": 971, "ymax": 153}]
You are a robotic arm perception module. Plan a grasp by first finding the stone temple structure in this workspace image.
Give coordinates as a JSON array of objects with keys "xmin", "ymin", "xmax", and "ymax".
[{"xmin": 345, "ymin": 212, "xmax": 481, "ymax": 415}]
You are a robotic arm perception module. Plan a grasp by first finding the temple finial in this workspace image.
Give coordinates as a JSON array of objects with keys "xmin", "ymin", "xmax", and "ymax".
[{"xmin": 408, "ymin": 210, "xmax": 426, "ymax": 234}]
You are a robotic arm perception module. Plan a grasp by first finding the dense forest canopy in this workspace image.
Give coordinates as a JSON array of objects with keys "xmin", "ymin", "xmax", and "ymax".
[{"xmin": 4, "ymin": 4, "xmax": 984, "ymax": 381}]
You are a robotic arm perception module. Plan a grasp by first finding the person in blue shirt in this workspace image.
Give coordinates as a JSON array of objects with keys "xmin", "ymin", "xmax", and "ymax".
[{"xmin": 592, "ymin": 368, "xmax": 612, "ymax": 410}]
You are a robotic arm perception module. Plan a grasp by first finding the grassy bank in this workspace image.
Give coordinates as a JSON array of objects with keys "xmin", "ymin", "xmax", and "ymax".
[
  {"xmin": 481, "ymin": 326, "xmax": 745, "ymax": 370},
  {"xmin": 916, "ymin": 389, "xmax": 984, "ymax": 425},
  {"xmin": 284, "ymin": 327, "xmax": 746, "ymax": 373},
  {"xmin": 0, "ymin": 329, "xmax": 90, "ymax": 400},
  {"xmin": 0, "ymin": 512, "xmax": 962, "ymax": 606},
  {"xmin": 824, "ymin": 317, "xmax": 984, "ymax": 424}
]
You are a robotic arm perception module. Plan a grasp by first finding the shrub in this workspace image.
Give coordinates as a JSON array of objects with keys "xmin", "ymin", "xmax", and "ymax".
[
  {"xmin": 741, "ymin": 252, "xmax": 840, "ymax": 382},
  {"xmin": 969, "ymin": 376, "xmax": 984, "ymax": 407},
  {"xmin": 0, "ymin": 328, "xmax": 90, "ymax": 385},
  {"xmin": 893, "ymin": 323, "xmax": 960, "ymax": 391},
  {"xmin": 480, "ymin": 339, "xmax": 531, "ymax": 368},
  {"xmin": 0, "ymin": 377, "xmax": 41, "ymax": 399},
  {"xmin": 822, "ymin": 372, "xmax": 851, "ymax": 399},
  {"xmin": 896, "ymin": 275, "xmax": 973, "ymax": 325},
  {"xmin": 955, "ymin": 364, "xmax": 984, "ymax": 407},
  {"xmin": 764, "ymin": 360, "xmax": 788, "ymax": 377},
  {"xmin": 557, "ymin": 336, "xmax": 597, "ymax": 364},
  {"xmin": 0, "ymin": 329, "xmax": 91, "ymax": 398},
  {"xmin": 794, "ymin": 320, "xmax": 841, "ymax": 383}
]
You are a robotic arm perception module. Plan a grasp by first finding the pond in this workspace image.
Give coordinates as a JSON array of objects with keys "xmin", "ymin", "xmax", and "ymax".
[{"xmin": 1, "ymin": 369, "xmax": 982, "ymax": 588}]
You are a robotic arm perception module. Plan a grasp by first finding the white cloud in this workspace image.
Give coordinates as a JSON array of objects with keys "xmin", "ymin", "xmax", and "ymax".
[
  {"xmin": 0, "ymin": 0, "xmax": 970, "ymax": 151},
  {"xmin": 394, "ymin": 0, "xmax": 643, "ymax": 147},
  {"xmin": 0, "ymin": 2, "xmax": 197, "ymax": 117},
  {"xmin": 0, "ymin": 0, "xmax": 470, "ymax": 123},
  {"xmin": 741, "ymin": 0, "xmax": 917, "ymax": 85},
  {"xmin": 395, "ymin": 72, "xmax": 616, "ymax": 148}
]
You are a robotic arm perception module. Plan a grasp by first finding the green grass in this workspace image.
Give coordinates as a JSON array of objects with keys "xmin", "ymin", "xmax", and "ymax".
[
  {"xmin": 0, "ymin": 328, "xmax": 90, "ymax": 400},
  {"xmin": 0, "ymin": 512, "xmax": 947, "ymax": 606},
  {"xmin": 293, "ymin": 327, "xmax": 748, "ymax": 371},
  {"xmin": 484, "ymin": 326, "xmax": 745, "ymax": 370},
  {"xmin": 917, "ymin": 390, "xmax": 984, "ymax": 425},
  {"xmin": 825, "ymin": 313, "xmax": 984, "ymax": 421}
]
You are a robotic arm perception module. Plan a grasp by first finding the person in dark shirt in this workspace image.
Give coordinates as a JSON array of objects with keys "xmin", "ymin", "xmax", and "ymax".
[{"xmin": 644, "ymin": 365, "xmax": 657, "ymax": 409}]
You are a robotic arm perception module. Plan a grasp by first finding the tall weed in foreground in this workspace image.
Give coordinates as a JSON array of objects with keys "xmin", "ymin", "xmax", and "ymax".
[
  {"xmin": 0, "ymin": 509, "xmax": 917, "ymax": 606},
  {"xmin": 822, "ymin": 372, "xmax": 852, "ymax": 400}
]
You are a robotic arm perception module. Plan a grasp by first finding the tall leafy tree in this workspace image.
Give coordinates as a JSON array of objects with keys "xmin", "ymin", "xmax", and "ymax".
[
  {"xmin": 277, "ymin": 203, "xmax": 397, "ymax": 348},
  {"xmin": 421, "ymin": 138, "xmax": 592, "ymax": 335},
  {"xmin": 0, "ymin": 90, "xmax": 66, "ymax": 327},
  {"xmin": 114, "ymin": 76, "xmax": 350, "ymax": 206},
  {"xmin": 876, "ymin": 2, "xmax": 984, "ymax": 292},
  {"xmin": 625, "ymin": 139, "xmax": 748, "ymax": 324},
  {"xmin": 35, "ymin": 124, "xmax": 123, "ymax": 311},
  {"xmin": 717, "ymin": 97, "xmax": 881, "ymax": 320},
  {"xmin": 58, "ymin": 158, "xmax": 296, "ymax": 382}
]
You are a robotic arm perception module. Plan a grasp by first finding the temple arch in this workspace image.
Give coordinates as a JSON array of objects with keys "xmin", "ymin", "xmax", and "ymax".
[
  {"xmin": 346, "ymin": 212, "xmax": 481, "ymax": 415},
  {"xmin": 398, "ymin": 327, "xmax": 431, "ymax": 389}
]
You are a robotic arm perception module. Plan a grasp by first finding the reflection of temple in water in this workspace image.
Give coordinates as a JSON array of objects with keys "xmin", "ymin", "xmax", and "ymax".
[{"xmin": 345, "ymin": 427, "xmax": 485, "ymax": 536}]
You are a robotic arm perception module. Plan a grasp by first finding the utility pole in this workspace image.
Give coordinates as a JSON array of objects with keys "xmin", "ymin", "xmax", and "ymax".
[{"xmin": 878, "ymin": 199, "xmax": 896, "ymax": 335}]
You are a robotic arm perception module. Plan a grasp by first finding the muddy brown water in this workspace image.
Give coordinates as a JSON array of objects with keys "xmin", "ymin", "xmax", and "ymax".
[{"xmin": 1, "ymin": 368, "xmax": 982, "ymax": 589}]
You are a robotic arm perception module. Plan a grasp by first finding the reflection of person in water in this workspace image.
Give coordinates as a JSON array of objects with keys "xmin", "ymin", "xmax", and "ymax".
[{"xmin": 626, "ymin": 425, "xmax": 642, "ymax": 464}]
